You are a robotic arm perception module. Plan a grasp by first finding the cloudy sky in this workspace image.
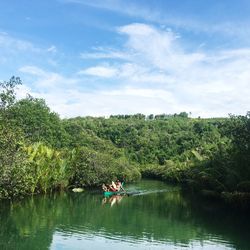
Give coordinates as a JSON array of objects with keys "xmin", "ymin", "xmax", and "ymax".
[{"xmin": 0, "ymin": 0, "xmax": 250, "ymax": 118}]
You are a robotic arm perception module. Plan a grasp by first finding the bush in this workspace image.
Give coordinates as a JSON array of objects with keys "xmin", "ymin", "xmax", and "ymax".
[
  {"xmin": 68, "ymin": 147, "xmax": 141, "ymax": 187},
  {"xmin": 237, "ymin": 181, "xmax": 250, "ymax": 193},
  {"xmin": 24, "ymin": 143, "xmax": 69, "ymax": 193}
]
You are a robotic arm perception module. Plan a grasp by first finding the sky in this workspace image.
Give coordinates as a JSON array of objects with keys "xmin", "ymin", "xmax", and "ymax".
[{"xmin": 0, "ymin": 0, "xmax": 250, "ymax": 118}]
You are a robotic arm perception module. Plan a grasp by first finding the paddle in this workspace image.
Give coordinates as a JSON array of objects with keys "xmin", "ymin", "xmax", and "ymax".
[
  {"xmin": 120, "ymin": 182, "xmax": 128, "ymax": 195},
  {"xmin": 120, "ymin": 185, "xmax": 126, "ymax": 193}
]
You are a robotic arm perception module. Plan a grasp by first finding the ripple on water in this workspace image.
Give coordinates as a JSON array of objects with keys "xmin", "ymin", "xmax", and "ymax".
[
  {"xmin": 52, "ymin": 224, "xmax": 237, "ymax": 250},
  {"xmin": 50, "ymin": 230, "xmax": 236, "ymax": 250}
]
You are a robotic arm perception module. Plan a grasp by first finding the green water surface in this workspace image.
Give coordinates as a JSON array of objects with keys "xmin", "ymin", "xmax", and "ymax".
[{"xmin": 0, "ymin": 180, "xmax": 249, "ymax": 249}]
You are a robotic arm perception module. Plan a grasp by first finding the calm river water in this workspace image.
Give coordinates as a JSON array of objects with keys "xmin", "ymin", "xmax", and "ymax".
[{"xmin": 0, "ymin": 179, "xmax": 249, "ymax": 250}]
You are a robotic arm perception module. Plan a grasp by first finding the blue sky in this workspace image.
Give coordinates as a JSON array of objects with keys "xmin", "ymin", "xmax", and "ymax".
[{"xmin": 1, "ymin": 0, "xmax": 250, "ymax": 117}]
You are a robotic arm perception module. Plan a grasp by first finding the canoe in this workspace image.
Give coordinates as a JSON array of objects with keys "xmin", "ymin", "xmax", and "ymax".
[
  {"xmin": 103, "ymin": 182, "xmax": 125, "ymax": 197},
  {"xmin": 103, "ymin": 190, "xmax": 126, "ymax": 197},
  {"xmin": 103, "ymin": 190, "xmax": 141, "ymax": 197}
]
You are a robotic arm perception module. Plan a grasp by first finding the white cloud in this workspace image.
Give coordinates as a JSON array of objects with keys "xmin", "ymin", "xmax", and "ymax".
[
  {"xmin": 0, "ymin": 32, "xmax": 64, "ymax": 82},
  {"xmin": 103, "ymin": 87, "xmax": 175, "ymax": 101},
  {"xmin": 15, "ymin": 84, "xmax": 33, "ymax": 100},
  {"xmin": 19, "ymin": 65, "xmax": 78, "ymax": 89},
  {"xmin": 118, "ymin": 23, "xmax": 205, "ymax": 72},
  {"xmin": 15, "ymin": 23, "xmax": 250, "ymax": 118},
  {"xmin": 34, "ymin": 87, "xmax": 180, "ymax": 118},
  {"xmin": 76, "ymin": 23, "xmax": 250, "ymax": 117},
  {"xmin": 47, "ymin": 45, "xmax": 57, "ymax": 53},
  {"xmin": 19, "ymin": 65, "xmax": 46, "ymax": 76},
  {"xmin": 78, "ymin": 62, "xmax": 172, "ymax": 84},
  {"xmin": 16, "ymin": 65, "xmax": 179, "ymax": 117},
  {"xmin": 0, "ymin": 33, "xmax": 41, "ymax": 53},
  {"xmin": 78, "ymin": 65, "xmax": 118, "ymax": 78},
  {"xmin": 80, "ymin": 47, "xmax": 130, "ymax": 60},
  {"xmin": 118, "ymin": 63, "xmax": 172, "ymax": 84}
]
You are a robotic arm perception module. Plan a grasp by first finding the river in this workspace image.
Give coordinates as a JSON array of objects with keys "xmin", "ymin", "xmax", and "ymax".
[{"xmin": 0, "ymin": 179, "xmax": 249, "ymax": 249}]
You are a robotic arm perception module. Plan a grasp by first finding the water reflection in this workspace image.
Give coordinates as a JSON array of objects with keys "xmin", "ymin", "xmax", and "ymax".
[
  {"xmin": 102, "ymin": 195, "xmax": 124, "ymax": 207},
  {"xmin": 0, "ymin": 180, "xmax": 249, "ymax": 250}
]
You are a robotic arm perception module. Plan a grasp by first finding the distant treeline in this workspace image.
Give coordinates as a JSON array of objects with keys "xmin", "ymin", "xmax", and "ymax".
[
  {"xmin": 109, "ymin": 112, "xmax": 189, "ymax": 120},
  {"xmin": 1, "ymin": 77, "xmax": 250, "ymax": 208}
]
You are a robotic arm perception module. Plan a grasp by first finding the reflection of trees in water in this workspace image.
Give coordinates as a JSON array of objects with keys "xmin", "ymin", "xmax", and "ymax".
[
  {"xmin": 0, "ymin": 197, "xmax": 54, "ymax": 250},
  {"xmin": 0, "ymin": 202, "xmax": 19, "ymax": 250},
  {"xmin": 0, "ymin": 182, "xmax": 249, "ymax": 249},
  {"xmin": 0, "ymin": 190, "xmax": 198, "ymax": 249},
  {"xmin": 183, "ymin": 193, "xmax": 250, "ymax": 250}
]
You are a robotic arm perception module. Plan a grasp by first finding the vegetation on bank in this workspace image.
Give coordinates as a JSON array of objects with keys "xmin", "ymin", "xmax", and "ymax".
[{"xmin": 0, "ymin": 77, "xmax": 250, "ymax": 207}]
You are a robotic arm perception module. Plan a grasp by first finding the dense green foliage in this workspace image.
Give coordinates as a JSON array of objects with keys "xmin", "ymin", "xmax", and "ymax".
[
  {"xmin": 185, "ymin": 114, "xmax": 250, "ymax": 206},
  {"xmin": 0, "ymin": 77, "xmax": 250, "ymax": 207},
  {"xmin": 0, "ymin": 77, "xmax": 141, "ymax": 199},
  {"xmin": 68, "ymin": 147, "xmax": 140, "ymax": 187},
  {"xmin": 0, "ymin": 77, "xmax": 30, "ymax": 198},
  {"xmin": 9, "ymin": 96, "xmax": 66, "ymax": 148},
  {"xmin": 24, "ymin": 143, "xmax": 68, "ymax": 193}
]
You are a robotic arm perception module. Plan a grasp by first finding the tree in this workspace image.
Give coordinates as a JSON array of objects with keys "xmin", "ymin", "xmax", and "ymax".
[
  {"xmin": 0, "ymin": 77, "xmax": 30, "ymax": 198},
  {"xmin": 0, "ymin": 76, "xmax": 22, "ymax": 110},
  {"xmin": 9, "ymin": 95, "xmax": 66, "ymax": 148}
]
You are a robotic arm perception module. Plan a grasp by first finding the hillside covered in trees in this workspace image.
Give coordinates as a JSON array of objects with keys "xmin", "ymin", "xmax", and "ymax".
[{"xmin": 1, "ymin": 77, "xmax": 250, "ymax": 207}]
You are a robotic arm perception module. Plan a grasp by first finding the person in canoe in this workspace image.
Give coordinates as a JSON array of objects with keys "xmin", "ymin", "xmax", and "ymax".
[
  {"xmin": 116, "ymin": 179, "xmax": 125, "ymax": 191},
  {"xmin": 102, "ymin": 182, "xmax": 117, "ymax": 192},
  {"xmin": 110, "ymin": 180, "xmax": 124, "ymax": 192},
  {"xmin": 102, "ymin": 180, "xmax": 125, "ymax": 192},
  {"xmin": 116, "ymin": 179, "xmax": 127, "ymax": 192},
  {"xmin": 109, "ymin": 182, "xmax": 117, "ymax": 192},
  {"xmin": 102, "ymin": 183, "xmax": 108, "ymax": 192}
]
